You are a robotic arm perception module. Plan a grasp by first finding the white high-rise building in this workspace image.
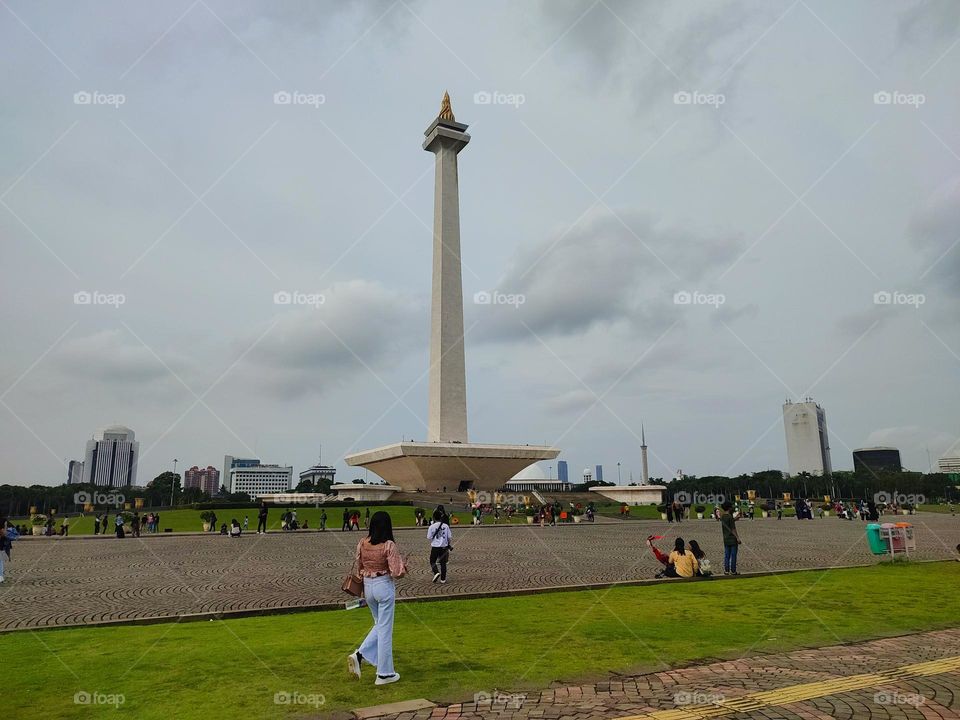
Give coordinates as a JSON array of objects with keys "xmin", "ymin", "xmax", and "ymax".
[
  {"xmin": 783, "ymin": 399, "xmax": 832, "ymax": 476},
  {"xmin": 83, "ymin": 425, "xmax": 140, "ymax": 487},
  {"xmin": 938, "ymin": 454, "xmax": 960, "ymax": 474},
  {"xmin": 229, "ymin": 464, "xmax": 293, "ymax": 499}
]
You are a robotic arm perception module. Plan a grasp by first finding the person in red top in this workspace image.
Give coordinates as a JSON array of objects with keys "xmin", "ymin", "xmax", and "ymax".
[{"xmin": 348, "ymin": 512, "xmax": 407, "ymax": 686}]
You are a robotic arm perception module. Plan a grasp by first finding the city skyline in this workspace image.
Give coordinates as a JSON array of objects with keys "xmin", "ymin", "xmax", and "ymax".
[{"xmin": 2, "ymin": 2, "xmax": 958, "ymax": 488}]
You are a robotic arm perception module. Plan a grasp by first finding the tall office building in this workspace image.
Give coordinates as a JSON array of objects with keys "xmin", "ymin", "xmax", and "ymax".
[
  {"xmin": 783, "ymin": 399, "xmax": 832, "ymax": 476},
  {"xmin": 557, "ymin": 460, "xmax": 568, "ymax": 483},
  {"xmin": 229, "ymin": 464, "xmax": 293, "ymax": 499},
  {"xmin": 223, "ymin": 455, "xmax": 261, "ymax": 488},
  {"xmin": 595, "ymin": 465, "xmax": 603, "ymax": 483},
  {"xmin": 83, "ymin": 425, "xmax": 139, "ymax": 487},
  {"xmin": 67, "ymin": 460, "xmax": 84, "ymax": 485},
  {"xmin": 852, "ymin": 447, "xmax": 901, "ymax": 474},
  {"xmin": 184, "ymin": 466, "xmax": 221, "ymax": 495}
]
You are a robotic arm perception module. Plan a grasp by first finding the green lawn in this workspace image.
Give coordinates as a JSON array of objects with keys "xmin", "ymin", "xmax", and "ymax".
[
  {"xmin": 7, "ymin": 562, "xmax": 959, "ymax": 719},
  {"xmin": 917, "ymin": 504, "xmax": 959, "ymax": 514},
  {"xmin": 12, "ymin": 503, "xmax": 543, "ymax": 536}
]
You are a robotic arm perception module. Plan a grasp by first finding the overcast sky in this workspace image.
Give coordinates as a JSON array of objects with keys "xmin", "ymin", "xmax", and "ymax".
[{"xmin": 2, "ymin": 0, "xmax": 958, "ymax": 488}]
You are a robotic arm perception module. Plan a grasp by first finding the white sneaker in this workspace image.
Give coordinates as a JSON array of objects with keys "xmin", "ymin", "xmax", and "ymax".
[
  {"xmin": 0, "ymin": 575, "xmax": 4, "ymax": 583},
  {"xmin": 440, "ymin": 579, "xmax": 447, "ymax": 584},
  {"xmin": 432, "ymin": 572, "xmax": 441, "ymax": 583},
  {"xmin": 375, "ymin": 672, "xmax": 400, "ymax": 685},
  {"xmin": 348, "ymin": 652, "xmax": 361, "ymax": 679}
]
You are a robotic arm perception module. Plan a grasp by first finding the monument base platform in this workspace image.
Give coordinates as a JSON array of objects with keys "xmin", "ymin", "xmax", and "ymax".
[
  {"xmin": 589, "ymin": 485, "xmax": 666, "ymax": 506},
  {"xmin": 345, "ymin": 442, "xmax": 560, "ymax": 491},
  {"xmin": 331, "ymin": 484, "xmax": 399, "ymax": 502}
]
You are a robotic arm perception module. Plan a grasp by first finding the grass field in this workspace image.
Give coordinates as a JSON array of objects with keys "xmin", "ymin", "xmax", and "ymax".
[
  {"xmin": 7, "ymin": 562, "xmax": 959, "ymax": 719},
  {"xmin": 12, "ymin": 502, "xmax": 538, "ymax": 535}
]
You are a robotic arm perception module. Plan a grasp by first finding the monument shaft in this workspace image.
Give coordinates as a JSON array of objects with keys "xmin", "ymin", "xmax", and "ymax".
[{"xmin": 424, "ymin": 104, "xmax": 470, "ymax": 443}]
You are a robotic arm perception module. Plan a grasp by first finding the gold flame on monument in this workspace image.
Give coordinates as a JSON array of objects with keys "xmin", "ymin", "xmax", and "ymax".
[{"xmin": 438, "ymin": 90, "xmax": 455, "ymax": 121}]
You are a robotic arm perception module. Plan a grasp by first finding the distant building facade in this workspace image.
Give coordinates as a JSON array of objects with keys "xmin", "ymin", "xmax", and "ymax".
[
  {"xmin": 557, "ymin": 460, "xmax": 568, "ymax": 482},
  {"xmin": 229, "ymin": 464, "xmax": 293, "ymax": 499},
  {"xmin": 223, "ymin": 455, "xmax": 261, "ymax": 488},
  {"xmin": 852, "ymin": 447, "xmax": 902, "ymax": 474},
  {"xmin": 83, "ymin": 425, "xmax": 139, "ymax": 487},
  {"xmin": 595, "ymin": 465, "xmax": 603, "ymax": 483},
  {"xmin": 298, "ymin": 463, "xmax": 336, "ymax": 492},
  {"xmin": 67, "ymin": 460, "xmax": 84, "ymax": 485},
  {"xmin": 184, "ymin": 465, "xmax": 221, "ymax": 495},
  {"xmin": 783, "ymin": 400, "xmax": 832, "ymax": 476},
  {"xmin": 938, "ymin": 455, "xmax": 960, "ymax": 474}
]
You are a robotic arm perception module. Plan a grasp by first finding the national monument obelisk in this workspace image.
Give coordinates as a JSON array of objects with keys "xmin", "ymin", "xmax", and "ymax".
[
  {"xmin": 426, "ymin": 91, "xmax": 469, "ymax": 444},
  {"xmin": 345, "ymin": 93, "xmax": 560, "ymax": 491}
]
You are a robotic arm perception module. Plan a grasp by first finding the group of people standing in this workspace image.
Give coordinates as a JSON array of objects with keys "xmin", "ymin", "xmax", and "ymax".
[
  {"xmin": 648, "ymin": 501, "xmax": 743, "ymax": 576},
  {"xmin": 342, "ymin": 508, "xmax": 368, "ymax": 531}
]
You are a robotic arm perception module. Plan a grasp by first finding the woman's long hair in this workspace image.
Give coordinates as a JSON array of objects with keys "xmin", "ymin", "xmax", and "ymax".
[
  {"xmin": 688, "ymin": 540, "xmax": 705, "ymax": 559},
  {"xmin": 673, "ymin": 537, "xmax": 685, "ymax": 554},
  {"xmin": 367, "ymin": 511, "xmax": 395, "ymax": 545}
]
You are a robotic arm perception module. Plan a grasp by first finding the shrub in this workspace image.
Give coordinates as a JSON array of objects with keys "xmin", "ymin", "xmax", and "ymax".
[
  {"xmin": 31, "ymin": 513, "xmax": 47, "ymax": 526},
  {"xmin": 694, "ymin": 505, "xmax": 706, "ymax": 513}
]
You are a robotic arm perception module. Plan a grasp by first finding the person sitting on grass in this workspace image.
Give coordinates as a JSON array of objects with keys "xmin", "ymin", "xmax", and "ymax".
[
  {"xmin": 688, "ymin": 540, "xmax": 711, "ymax": 576},
  {"xmin": 667, "ymin": 537, "xmax": 699, "ymax": 578},
  {"xmin": 229, "ymin": 519, "xmax": 241, "ymax": 537}
]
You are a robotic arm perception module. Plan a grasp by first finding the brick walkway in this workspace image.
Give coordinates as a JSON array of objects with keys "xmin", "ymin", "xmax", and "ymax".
[
  {"xmin": 372, "ymin": 628, "xmax": 960, "ymax": 720},
  {"xmin": 1, "ymin": 513, "xmax": 957, "ymax": 630}
]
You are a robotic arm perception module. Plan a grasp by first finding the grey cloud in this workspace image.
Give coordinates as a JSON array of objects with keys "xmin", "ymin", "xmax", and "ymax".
[
  {"xmin": 241, "ymin": 279, "xmax": 424, "ymax": 398},
  {"xmin": 53, "ymin": 330, "xmax": 183, "ymax": 385},
  {"xmin": 472, "ymin": 209, "xmax": 741, "ymax": 342},
  {"xmin": 910, "ymin": 174, "xmax": 960, "ymax": 297}
]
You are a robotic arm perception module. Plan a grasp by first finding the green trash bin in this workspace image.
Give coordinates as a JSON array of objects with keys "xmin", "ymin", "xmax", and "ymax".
[{"xmin": 866, "ymin": 523, "xmax": 886, "ymax": 555}]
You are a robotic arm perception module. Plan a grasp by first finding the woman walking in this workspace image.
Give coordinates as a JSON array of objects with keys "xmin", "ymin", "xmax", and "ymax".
[
  {"xmin": 348, "ymin": 512, "xmax": 406, "ymax": 686},
  {"xmin": 427, "ymin": 508, "xmax": 452, "ymax": 583}
]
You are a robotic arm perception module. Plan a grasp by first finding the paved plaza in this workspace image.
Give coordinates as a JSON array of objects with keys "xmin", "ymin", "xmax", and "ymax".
[
  {"xmin": 373, "ymin": 628, "xmax": 960, "ymax": 720},
  {"xmin": 2, "ymin": 513, "xmax": 957, "ymax": 631}
]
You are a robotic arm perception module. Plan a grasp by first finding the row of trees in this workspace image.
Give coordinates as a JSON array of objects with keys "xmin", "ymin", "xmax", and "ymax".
[
  {"xmin": 664, "ymin": 469, "xmax": 958, "ymax": 504},
  {"xmin": 0, "ymin": 471, "xmax": 253, "ymax": 518}
]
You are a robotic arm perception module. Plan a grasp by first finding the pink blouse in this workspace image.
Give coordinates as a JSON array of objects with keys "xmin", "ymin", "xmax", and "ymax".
[{"xmin": 355, "ymin": 538, "xmax": 407, "ymax": 578}]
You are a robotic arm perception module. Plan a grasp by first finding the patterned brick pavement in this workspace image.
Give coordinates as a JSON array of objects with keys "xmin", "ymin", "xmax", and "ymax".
[
  {"xmin": 0, "ymin": 513, "xmax": 957, "ymax": 631},
  {"xmin": 371, "ymin": 629, "xmax": 960, "ymax": 720}
]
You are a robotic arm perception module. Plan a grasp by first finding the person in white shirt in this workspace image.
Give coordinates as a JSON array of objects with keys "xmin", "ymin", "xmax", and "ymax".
[{"xmin": 426, "ymin": 508, "xmax": 452, "ymax": 584}]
